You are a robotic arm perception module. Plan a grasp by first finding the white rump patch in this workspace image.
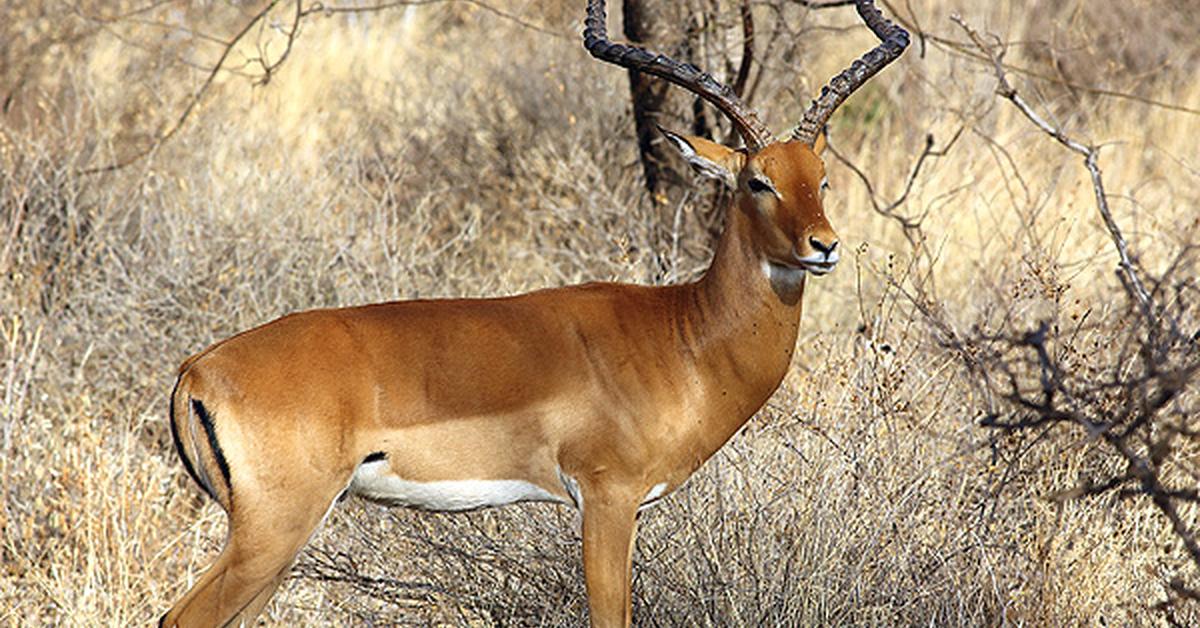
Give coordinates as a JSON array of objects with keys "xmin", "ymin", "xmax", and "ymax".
[{"xmin": 349, "ymin": 460, "xmax": 564, "ymax": 512}]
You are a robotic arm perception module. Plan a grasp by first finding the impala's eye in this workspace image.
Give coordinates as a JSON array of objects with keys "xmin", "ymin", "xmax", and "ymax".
[
  {"xmin": 820, "ymin": 177, "xmax": 830, "ymax": 193},
  {"xmin": 748, "ymin": 177, "xmax": 773, "ymax": 194}
]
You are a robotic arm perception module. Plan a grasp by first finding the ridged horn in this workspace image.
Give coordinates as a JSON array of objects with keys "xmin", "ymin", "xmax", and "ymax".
[
  {"xmin": 792, "ymin": 0, "xmax": 910, "ymax": 146},
  {"xmin": 583, "ymin": 0, "xmax": 774, "ymax": 152}
]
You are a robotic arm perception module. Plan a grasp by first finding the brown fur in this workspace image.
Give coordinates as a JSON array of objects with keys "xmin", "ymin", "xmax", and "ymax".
[{"xmin": 161, "ymin": 139, "xmax": 838, "ymax": 627}]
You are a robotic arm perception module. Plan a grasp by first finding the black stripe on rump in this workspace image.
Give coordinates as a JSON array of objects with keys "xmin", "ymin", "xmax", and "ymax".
[
  {"xmin": 363, "ymin": 451, "xmax": 387, "ymax": 463},
  {"xmin": 192, "ymin": 398, "xmax": 232, "ymax": 494},
  {"xmin": 168, "ymin": 381, "xmax": 213, "ymax": 500}
]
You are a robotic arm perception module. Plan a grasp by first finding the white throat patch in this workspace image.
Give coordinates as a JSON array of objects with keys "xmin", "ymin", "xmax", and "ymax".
[{"xmin": 763, "ymin": 260, "xmax": 807, "ymax": 289}]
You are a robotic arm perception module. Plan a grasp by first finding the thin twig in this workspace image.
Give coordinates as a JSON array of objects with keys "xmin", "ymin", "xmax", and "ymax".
[
  {"xmin": 883, "ymin": 8, "xmax": 1200, "ymax": 117},
  {"xmin": 79, "ymin": 0, "xmax": 565, "ymax": 175},
  {"xmin": 826, "ymin": 126, "xmax": 962, "ymax": 244},
  {"xmin": 306, "ymin": 0, "xmax": 566, "ymax": 38},
  {"xmin": 791, "ymin": 0, "xmax": 857, "ymax": 7},
  {"xmin": 81, "ymin": 0, "xmax": 284, "ymax": 174}
]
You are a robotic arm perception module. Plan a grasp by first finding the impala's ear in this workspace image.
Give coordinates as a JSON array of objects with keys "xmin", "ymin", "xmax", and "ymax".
[
  {"xmin": 659, "ymin": 127, "xmax": 745, "ymax": 189},
  {"xmin": 812, "ymin": 131, "xmax": 827, "ymax": 156}
]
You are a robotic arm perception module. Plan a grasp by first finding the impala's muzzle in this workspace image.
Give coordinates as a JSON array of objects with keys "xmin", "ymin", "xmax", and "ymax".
[{"xmin": 793, "ymin": 236, "xmax": 839, "ymax": 275}]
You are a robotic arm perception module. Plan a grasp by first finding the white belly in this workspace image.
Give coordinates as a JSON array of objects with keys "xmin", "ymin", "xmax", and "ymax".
[{"xmin": 349, "ymin": 460, "xmax": 566, "ymax": 512}]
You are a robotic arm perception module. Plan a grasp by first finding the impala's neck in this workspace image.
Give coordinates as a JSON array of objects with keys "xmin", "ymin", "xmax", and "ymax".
[
  {"xmin": 703, "ymin": 202, "xmax": 808, "ymax": 310},
  {"xmin": 679, "ymin": 199, "xmax": 807, "ymax": 446}
]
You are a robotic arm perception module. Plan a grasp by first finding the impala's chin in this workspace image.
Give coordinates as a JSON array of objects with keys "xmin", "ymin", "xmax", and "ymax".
[
  {"xmin": 793, "ymin": 250, "xmax": 839, "ymax": 276},
  {"xmin": 802, "ymin": 261, "xmax": 837, "ymax": 276}
]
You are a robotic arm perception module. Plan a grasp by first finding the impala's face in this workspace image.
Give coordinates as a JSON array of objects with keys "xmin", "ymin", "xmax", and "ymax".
[
  {"xmin": 662, "ymin": 130, "xmax": 840, "ymax": 276},
  {"xmin": 740, "ymin": 141, "xmax": 838, "ymax": 275}
]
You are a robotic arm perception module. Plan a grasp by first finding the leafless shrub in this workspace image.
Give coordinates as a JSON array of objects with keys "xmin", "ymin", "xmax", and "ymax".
[{"xmin": 874, "ymin": 13, "xmax": 1200, "ymax": 623}]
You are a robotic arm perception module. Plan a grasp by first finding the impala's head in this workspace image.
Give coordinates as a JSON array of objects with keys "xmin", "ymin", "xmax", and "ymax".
[
  {"xmin": 660, "ymin": 131, "xmax": 840, "ymax": 274},
  {"xmin": 583, "ymin": 0, "xmax": 910, "ymax": 277}
]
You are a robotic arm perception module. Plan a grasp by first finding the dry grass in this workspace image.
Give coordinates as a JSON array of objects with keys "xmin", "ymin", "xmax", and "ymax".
[{"xmin": 2, "ymin": 0, "xmax": 1199, "ymax": 625}]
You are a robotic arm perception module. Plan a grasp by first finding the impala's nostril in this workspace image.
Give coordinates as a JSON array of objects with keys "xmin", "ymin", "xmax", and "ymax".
[{"xmin": 809, "ymin": 236, "xmax": 837, "ymax": 256}]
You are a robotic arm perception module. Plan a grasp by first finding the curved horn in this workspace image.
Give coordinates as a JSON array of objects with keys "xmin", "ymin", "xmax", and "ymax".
[
  {"xmin": 583, "ymin": 0, "xmax": 774, "ymax": 152},
  {"xmin": 792, "ymin": 0, "xmax": 910, "ymax": 146}
]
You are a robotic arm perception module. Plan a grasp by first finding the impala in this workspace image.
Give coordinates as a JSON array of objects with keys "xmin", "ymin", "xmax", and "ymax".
[{"xmin": 160, "ymin": 1, "xmax": 908, "ymax": 625}]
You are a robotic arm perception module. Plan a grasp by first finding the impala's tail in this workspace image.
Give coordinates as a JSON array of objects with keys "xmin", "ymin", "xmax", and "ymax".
[{"xmin": 168, "ymin": 372, "xmax": 233, "ymax": 510}]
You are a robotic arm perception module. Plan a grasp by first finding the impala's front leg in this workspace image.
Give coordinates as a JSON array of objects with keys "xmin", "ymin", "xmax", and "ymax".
[{"xmin": 581, "ymin": 486, "xmax": 641, "ymax": 628}]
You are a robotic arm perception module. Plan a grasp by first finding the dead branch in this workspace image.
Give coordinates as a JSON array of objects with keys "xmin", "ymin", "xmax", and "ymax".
[
  {"xmin": 952, "ymin": 14, "xmax": 1153, "ymax": 316},
  {"xmin": 826, "ymin": 126, "xmax": 963, "ymax": 245}
]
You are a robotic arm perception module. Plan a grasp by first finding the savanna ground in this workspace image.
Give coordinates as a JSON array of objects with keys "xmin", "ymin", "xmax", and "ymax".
[{"xmin": 2, "ymin": 0, "xmax": 1199, "ymax": 625}]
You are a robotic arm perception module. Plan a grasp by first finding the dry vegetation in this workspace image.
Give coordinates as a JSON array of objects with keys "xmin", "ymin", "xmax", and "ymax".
[{"xmin": 2, "ymin": 0, "xmax": 1199, "ymax": 625}]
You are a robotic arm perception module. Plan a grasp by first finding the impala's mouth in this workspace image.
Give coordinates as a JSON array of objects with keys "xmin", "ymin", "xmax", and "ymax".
[
  {"xmin": 802, "ymin": 261, "xmax": 837, "ymax": 275},
  {"xmin": 792, "ymin": 250, "xmax": 839, "ymax": 276}
]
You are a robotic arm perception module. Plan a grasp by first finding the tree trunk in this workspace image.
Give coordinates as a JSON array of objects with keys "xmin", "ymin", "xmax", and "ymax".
[{"xmin": 622, "ymin": 0, "xmax": 679, "ymax": 198}]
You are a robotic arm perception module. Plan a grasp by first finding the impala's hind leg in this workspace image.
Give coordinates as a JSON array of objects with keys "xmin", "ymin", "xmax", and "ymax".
[
  {"xmin": 229, "ymin": 567, "xmax": 290, "ymax": 625},
  {"xmin": 161, "ymin": 486, "xmax": 344, "ymax": 628}
]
